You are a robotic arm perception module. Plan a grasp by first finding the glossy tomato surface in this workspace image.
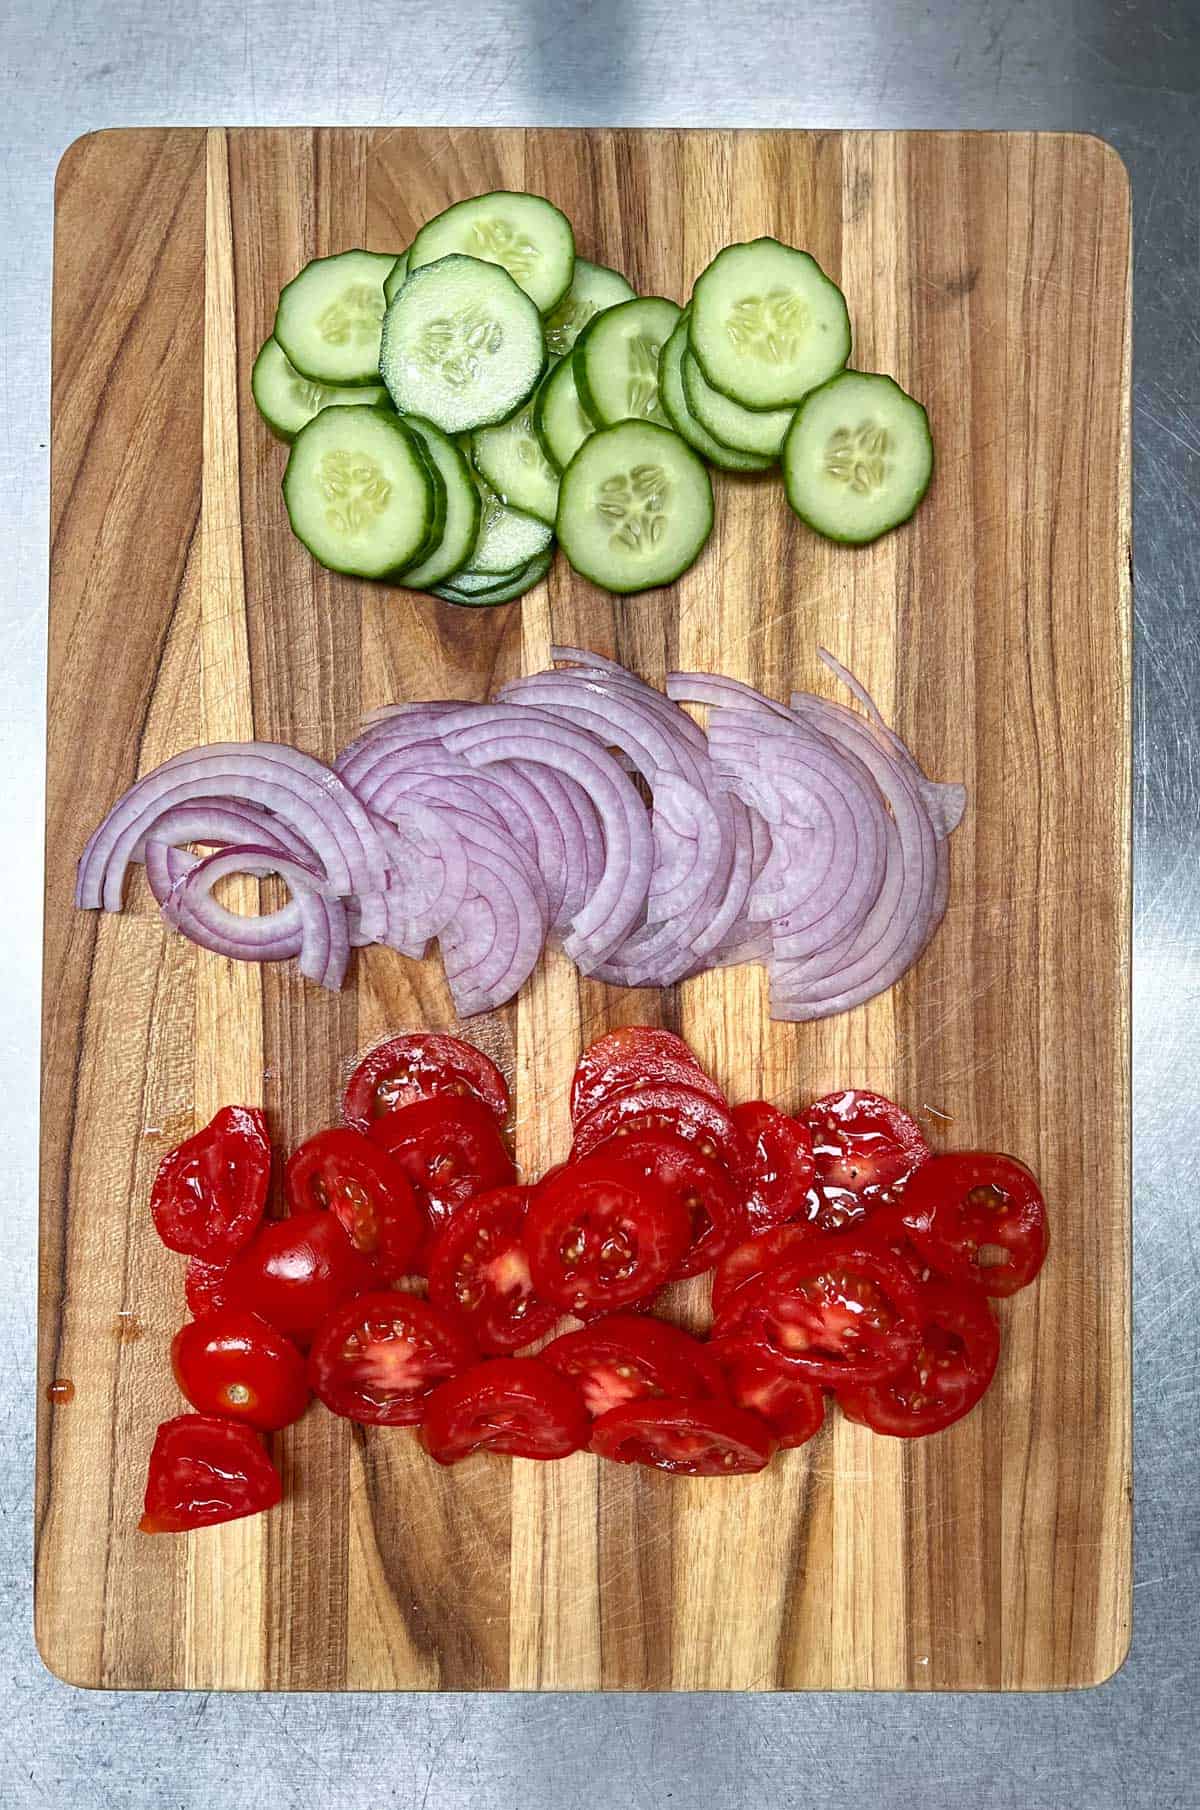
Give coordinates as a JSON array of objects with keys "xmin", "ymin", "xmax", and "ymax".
[
  {"xmin": 285, "ymin": 1127, "xmax": 423, "ymax": 1272},
  {"xmin": 307, "ymin": 1290, "xmax": 476, "ymax": 1425},
  {"xmin": 222, "ymin": 1209, "xmax": 378, "ymax": 1348},
  {"xmin": 571, "ymin": 1080, "xmax": 744, "ymax": 1173},
  {"xmin": 540, "ymin": 1314, "xmax": 727, "ymax": 1418},
  {"xmin": 524, "ymin": 1151, "xmax": 691, "ymax": 1314},
  {"xmin": 150, "ymin": 1105, "xmax": 271, "ymax": 1261},
  {"xmin": 427, "ymin": 1186, "xmax": 557, "ymax": 1353},
  {"xmin": 140, "ymin": 1413, "xmax": 281, "ymax": 1533},
  {"xmin": 371, "ymin": 1094, "xmax": 516, "ymax": 1245},
  {"xmin": 569, "ymin": 1027, "xmax": 725, "ymax": 1126},
  {"xmin": 343, "ymin": 1032, "xmax": 509, "ymax": 1132},
  {"xmin": 171, "ymin": 1309, "xmax": 310, "ymax": 1431},
  {"xmin": 710, "ymin": 1339, "xmax": 825, "ymax": 1448},
  {"xmin": 610, "ymin": 1131, "xmax": 746, "ymax": 1278},
  {"xmin": 591, "ymin": 1398, "xmax": 777, "ymax": 1475},
  {"xmin": 184, "ymin": 1255, "xmax": 233, "ymax": 1319},
  {"xmin": 901, "ymin": 1151, "xmax": 1049, "ymax": 1298},
  {"xmin": 421, "ymin": 1357, "xmax": 590, "ymax": 1463},
  {"xmin": 803, "ymin": 1089, "xmax": 930, "ymax": 1228},
  {"xmin": 711, "ymin": 1222, "xmax": 824, "ymax": 1317},
  {"xmin": 732, "ymin": 1101, "xmax": 817, "ymax": 1232},
  {"xmin": 837, "ymin": 1278, "xmax": 1000, "ymax": 1436}
]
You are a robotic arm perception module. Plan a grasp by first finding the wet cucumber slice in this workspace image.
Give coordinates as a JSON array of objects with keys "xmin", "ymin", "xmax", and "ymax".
[
  {"xmin": 408, "ymin": 191, "xmax": 575, "ymax": 314},
  {"xmin": 274, "ymin": 250, "xmax": 397, "ymax": 387},
  {"xmin": 689, "ymin": 237, "xmax": 851, "ymax": 410},
  {"xmin": 471, "ymin": 400, "xmax": 560, "ymax": 525},
  {"xmin": 556, "ymin": 420, "xmax": 713, "ymax": 593},
  {"xmin": 379, "ymin": 255, "xmax": 546, "ymax": 435},
  {"xmin": 465, "ymin": 477, "xmax": 555, "ymax": 575},
  {"xmin": 681, "ymin": 343, "xmax": 794, "ymax": 458},
  {"xmin": 433, "ymin": 548, "xmax": 553, "ymax": 607},
  {"xmin": 781, "ymin": 370, "xmax": 933, "ymax": 544},
  {"xmin": 383, "ymin": 250, "xmax": 410, "ymax": 306},
  {"xmin": 396, "ymin": 415, "xmax": 482, "ymax": 589},
  {"xmin": 574, "ymin": 296, "xmax": 682, "ymax": 428},
  {"xmin": 658, "ymin": 316, "xmax": 773, "ymax": 470},
  {"xmin": 283, "ymin": 406, "xmax": 442, "ymax": 579},
  {"xmin": 251, "ymin": 336, "xmax": 389, "ymax": 443},
  {"xmin": 543, "ymin": 259, "xmax": 636, "ymax": 358},
  {"xmin": 533, "ymin": 356, "xmax": 595, "ymax": 471}
]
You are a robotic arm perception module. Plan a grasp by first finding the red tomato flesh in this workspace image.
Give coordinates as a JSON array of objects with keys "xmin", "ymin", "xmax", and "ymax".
[
  {"xmin": 803, "ymin": 1089, "xmax": 930, "ymax": 1228},
  {"xmin": 901, "ymin": 1151, "xmax": 1048, "ymax": 1298},
  {"xmin": 222, "ymin": 1209, "xmax": 377, "ymax": 1348},
  {"xmin": 837, "ymin": 1278, "xmax": 1000, "ymax": 1436},
  {"xmin": 571, "ymin": 1080, "xmax": 743, "ymax": 1172},
  {"xmin": 711, "ymin": 1339, "xmax": 826, "ymax": 1449},
  {"xmin": 732, "ymin": 1101, "xmax": 816, "ymax": 1233},
  {"xmin": 569, "ymin": 1027, "xmax": 725, "ymax": 1125},
  {"xmin": 184, "ymin": 1255, "xmax": 233, "ymax": 1319},
  {"xmin": 711, "ymin": 1221, "xmax": 825, "ymax": 1317},
  {"xmin": 343, "ymin": 1032, "xmax": 509, "ymax": 1132},
  {"xmin": 371, "ymin": 1093, "xmax": 516, "ymax": 1248},
  {"xmin": 608, "ymin": 1131, "xmax": 746, "ymax": 1278},
  {"xmin": 524, "ymin": 1151, "xmax": 692, "ymax": 1314},
  {"xmin": 140, "ymin": 1413, "xmax": 281, "ymax": 1533},
  {"xmin": 421, "ymin": 1357, "xmax": 590, "ymax": 1463},
  {"xmin": 591, "ymin": 1398, "xmax": 777, "ymax": 1476},
  {"xmin": 540, "ymin": 1314, "xmax": 727, "ymax": 1419},
  {"xmin": 427, "ymin": 1186, "xmax": 558, "ymax": 1354},
  {"xmin": 150, "ymin": 1105, "xmax": 271, "ymax": 1261},
  {"xmin": 307, "ymin": 1290, "xmax": 476, "ymax": 1425},
  {"xmin": 285, "ymin": 1126, "xmax": 423, "ymax": 1272},
  {"xmin": 171, "ymin": 1308, "xmax": 310, "ymax": 1431}
]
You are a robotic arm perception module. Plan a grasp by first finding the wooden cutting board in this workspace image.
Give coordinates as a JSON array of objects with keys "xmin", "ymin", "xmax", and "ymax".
[{"xmin": 38, "ymin": 127, "xmax": 1131, "ymax": 1692}]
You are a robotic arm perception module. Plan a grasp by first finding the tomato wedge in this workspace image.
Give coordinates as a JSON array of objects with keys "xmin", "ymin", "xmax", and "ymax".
[
  {"xmin": 171, "ymin": 1309, "xmax": 310, "ymax": 1431},
  {"xmin": 607, "ymin": 1131, "xmax": 746, "ymax": 1278},
  {"xmin": 711, "ymin": 1339, "xmax": 826, "ymax": 1449},
  {"xmin": 540, "ymin": 1315, "xmax": 727, "ymax": 1418},
  {"xmin": 591, "ymin": 1398, "xmax": 777, "ymax": 1476},
  {"xmin": 837, "ymin": 1279, "xmax": 1000, "ymax": 1436},
  {"xmin": 139, "ymin": 1413, "xmax": 281, "ymax": 1533},
  {"xmin": 307, "ymin": 1290, "xmax": 476, "ymax": 1425},
  {"xmin": 421, "ymin": 1357, "xmax": 590, "ymax": 1463},
  {"xmin": 714, "ymin": 1236, "xmax": 925, "ymax": 1386},
  {"xmin": 150, "ymin": 1105, "xmax": 271, "ymax": 1260},
  {"xmin": 222, "ymin": 1209, "xmax": 378, "ymax": 1348},
  {"xmin": 524, "ymin": 1150, "xmax": 691, "ymax": 1314},
  {"xmin": 711, "ymin": 1221, "xmax": 825, "ymax": 1317},
  {"xmin": 803, "ymin": 1089, "xmax": 930, "ymax": 1228},
  {"xmin": 343, "ymin": 1032, "xmax": 509, "ymax": 1132},
  {"xmin": 569, "ymin": 1027, "xmax": 725, "ymax": 1125},
  {"xmin": 184, "ymin": 1256, "xmax": 233, "ymax": 1319},
  {"xmin": 371, "ymin": 1094, "xmax": 516, "ymax": 1247},
  {"xmin": 732, "ymin": 1101, "xmax": 816, "ymax": 1232},
  {"xmin": 427, "ymin": 1186, "xmax": 558, "ymax": 1353},
  {"xmin": 285, "ymin": 1127, "xmax": 424, "ymax": 1272},
  {"xmin": 901, "ymin": 1151, "xmax": 1049, "ymax": 1297},
  {"xmin": 571, "ymin": 1080, "xmax": 743, "ymax": 1172}
]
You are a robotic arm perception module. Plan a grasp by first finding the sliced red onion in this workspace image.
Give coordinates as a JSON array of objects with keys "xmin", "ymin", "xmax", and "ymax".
[{"xmin": 161, "ymin": 845, "xmax": 349, "ymax": 990}]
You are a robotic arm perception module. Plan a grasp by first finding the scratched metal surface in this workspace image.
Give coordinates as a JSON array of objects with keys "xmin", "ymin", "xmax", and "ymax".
[{"xmin": 1, "ymin": 0, "xmax": 1195, "ymax": 1803}]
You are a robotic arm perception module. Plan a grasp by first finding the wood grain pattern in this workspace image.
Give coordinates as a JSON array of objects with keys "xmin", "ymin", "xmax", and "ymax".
[{"xmin": 38, "ymin": 127, "xmax": 1131, "ymax": 1692}]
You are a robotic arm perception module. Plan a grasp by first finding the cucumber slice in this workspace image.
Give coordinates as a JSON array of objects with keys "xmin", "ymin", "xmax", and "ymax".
[
  {"xmin": 659, "ymin": 315, "xmax": 773, "ymax": 471},
  {"xmin": 383, "ymin": 250, "xmax": 410, "ymax": 306},
  {"xmin": 471, "ymin": 400, "xmax": 559, "ymax": 525},
  {"xmin": 466, "ymin": 477, "xmax": 555, "ymax": 576},
  {"xmin": 543, "ymin": 259, "xmax": 636, "ymax": 358},
  {"xmin": 556, "ymin": 420, "xmax": 713, "ymax": 594},
  {"xmin": 681, "ymin": 347, "xmax": 793, "ymax": 458},
  {"xmin": 533, "ymin": 356, "xmax": 595, "ymax": 471},
  {"xmin": 781, "ymin": 371, "xmax": 933, "ymax": 544},
  {"xmin": 251, "ymin": 336, "xmax": 389, "ymax": 443},
  {"xmin": 689, "ymin": 237, "xmax": 851, "ymax": 410},
  {"xmin": 283, "ymin": 405, "xmax": 441, "ymax": 579},
  {"xmin": 434, "ymin": 548, "xmax": 553, "ymax": 607},
  {"xmin": 408, "ymin": 191, "xmax": 575, "ymax": 314},
  {"xmin": 574, "ymin": 297, "xmax": 682, "ymax": 428},
  {"xmin": 379, "ymin": 255, "xmax": 546, "ymax": 435},
  {"xmin": 274, "ymin": 250, "xmax": 396, "ymax": 387},
  {"xmin": 396, "ymin": 415, "xmax": 482, "ymax": 588}
]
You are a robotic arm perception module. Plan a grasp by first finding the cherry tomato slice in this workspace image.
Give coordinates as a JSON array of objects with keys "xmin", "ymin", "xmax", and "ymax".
[
  {"xmin": 608, "ymin": 1131, "xmax": 746, "ymax": 1279},
  {"xmin": 803, "ymin": 1089, "xmax": 930, "ymax": 1228},
  {"xmin": 427, "ymin": 1186, "xmax": 558, "ymax": 1354},
  {"xmin": 711, "ymin": 1222, "xmax": 825, "ymax": 1317},
  {"xmin": 857, "ymin": 1202, "xmax": 937, "ymax": 1282},
  {"xmin": 591, "ymin": 1398, "xmax": 777, "ymax": 1476},
  {"xmin": 371, "ymin": 1094, "xmax": 516, "ymax": 1248},
  {"xmin": 343, "ymin": 1032, "xmax": 509, "ymax": 1132},
  {"xmin": 714, "ymin": 1236, "xmax": 925, "ymax": 1386},
  {"xmin": 837, "ymin": 1279, "xmax": 1000, "ymax": 1436},
  {"xmin": 171, "ymin": 1308, "xmax": 310, "ymax": 1431},
  {"xmin": 524, "ymin": 1151, "xmax": 692, "ymax": 1314},
  {"xmin": 185, "ymin": 1256, "xmax": 233, "ymax": 1319},
  {"xmin": 150, "ymin": 1105, "xmax": 271, "ymax": 1260},
  {"xmin": 732, "ymin": 1101, "xmax": 817, "ymax": 1232},
  {"xmin": 308, "ymin": 1290, "xmax": 476, "ymax": 1425},
  {"xmin": 900, "ymin": 1151, "xmax": 1049, "ymax": 1298},
  {"xmin": 421, "ymin": 1357, "xmax": 590, "ymax": 1463},
  {"xmin": 139, "ymin": 1413, "xmax": 281, "ymax": 1533},
  {"xmin": 571, "ymin": 1080, "xmax": 743, "ymax": 1173},
  {"xmin": 710, "ymin": 1339, "xmax": 826, "ymax": 1449},
  {"xmin": 569, "ymin": 1027, "xmax": 726, "ymax": 1125},
  {"xmin": 540, "ymin": 1314, "xmax": 727, "ymax": 1418},
  {"xmin": 285, "ymin": 1127, "xmax": 424, "ymax": 1273},
  {"xmin": 222, "ymin": 1209, "xmax": 378, "ymax": 1348}
]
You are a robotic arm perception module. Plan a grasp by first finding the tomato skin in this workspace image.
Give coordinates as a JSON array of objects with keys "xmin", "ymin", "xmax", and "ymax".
[
  {"xmin": 150, "ymin": 1105, "xmax": 271, "ymax": 1261},
  {"xmin": 308, "ymin": 1290, "xmax": 476, "ymax": 1425},
  {"xmin": 185, "ymin": 1256, "xmax": 233, "ymax": 1319},
  {"xmin": 837, "ymin": 1279, "xmax": 1000, "ymax": 1436},
  {"xmin": 571, "ymin": 1080, "xmax": 744, "ymax": 1173},
  {"xmin": 711, "ymin": 1222, "xmax": 825, "ymax": 1317},
  {"xmin": 421, "ymin": 1357, "xmax": 590, "ymax": 1463},
  {"xmin": 900, "ymin": 1152, "xmax": 1049, "ymax": 1298},
  {"xmin": 427, "ymin": 1186, "xmax": 558, "ymax": 1354},
  {"xmin": 222, "ymin": 1210, "xmax": 378, "ymax": 1349},
  {"xmin": 370, "ymin": 1094, "xmax": 516, "ymax": 1248},
  {"xmin": 525, "ymin": 1152, "xmax": 692, "ymax": 1314},
  {"xmin": 171, "ymin": 1309, "xmax": 310, "ymax": 1431},
  {"xmin": 285, "ymin": 1127, "xmax": 423, "ymax": 1272},
  {"xmin": 710, "ymin": 1339, "xmax": 825, "ymax": 1448},
  {"xmin": 591, "ymin": 1398, "xmax": 777, "ymax": 1476},
  {"xmin": 540, "ymin": 1315, "xmax": 727, "ymax": 1419},
  {"xmin": 609, "ymin": 1131, "xmax": 746, "ymax": 1279},
  {"xmin": 732, "ymin": 1102, "xmax": 817, "ymax": 1233},
  {"xmin": 343, "ymin": 1032, "xmax": 509, "ymax": 1132},
  {"xmin": 569, "ymin": 1028, "xmax": 725, "ymax": 1126},
  {"xmin": 803, "ymin": 1089, "xmax": 930, "ymax": 1228},
  {"xmin": 139, "ymin": 1413, "xmax": 281, "ymax": 1533}
]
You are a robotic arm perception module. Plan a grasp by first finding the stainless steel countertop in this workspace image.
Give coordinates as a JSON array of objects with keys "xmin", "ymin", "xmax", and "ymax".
[{"xmin": 2, "ymin": 2, "xmax": 1195, "ymax": 1804}]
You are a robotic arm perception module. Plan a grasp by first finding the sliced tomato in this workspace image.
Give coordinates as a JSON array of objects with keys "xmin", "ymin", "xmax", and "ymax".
[
  {"xmin": 184, "ymin": 1256, "xmax": 232, "ymax": 1319},
  {"xmin": 569, "ymin": 1027, "xmax": 725, "ymax": 1125},
  {"xmin": 524, "ymin": 1151, "xmax": 691, "ymax": 1314},
  {"xmin": 837, "ymin": 1279, "xmax": 1000, "ymax": 1436},
  {"xmin": 901, "ymin": 1151, "xmax": 1049, "ymax": 1298},
  {"xmin": 150, "ymin": 1105, "xmax": 271, "ymax": 1260},
  {"xmin": 222, "ymin": 1209, "xmax": 378, "ymax": 1348},
  {"xmin": 427, "ymin": 1186, "xmax": 558, "ymax": 1354},
  {"xmin": 540, "ymin": 1315, "xmax": 727, "ymax": 1418},
  {"xmin": 571, "ymin": 1080, "xmax": 743, "ymax": 1173},
  {"xmin": 591, "ymin": 1398, "xmax": 777, "ymax": 1476},
  {"xmin": 607, "ymin": 1131, "xmax": 746, "ymax": 1278},
  {"xmin": 171, "ymin": 1309, "xmax": 310, "ymax": 1431},
  {"xmin": 714, "ymin": 1236, "xmax": 924, "ymax": 1386},
  {"xmin": 139, "ymin": 1413, "xmax": 281, "ymax": 1533},
  {"xmin": 421, "ymin": 1357, "xmax": 590, "ymax": 1463},
  {"xmin": 307, "ymin": 1290, "xmax": 476, "ymax": 1425},
  {"xmin": 803, "ymin": 1089, "xmax": 930, "ymax": 1228},
  {"xmin": 343, "ymin": 1032, "xmax": 509, "ymax": 1132},
  {"xmin": 285, "ymin": 1127, "xmax": 424, "ymax": 1272},
  {"xmin": 711, "ymin": 1222, "xmax": 824, "ymax": 1317},
  {"xmin": 857, "ymin": 1202, "xmax": 936, "ymax": 1282},
  {"xmin": 732, "ymin": 1101, "xmax": 817, "ymax": 1232},
  {"xmin": 710, "ymin": 1339, "xmax": 826, "ymax": 1449},
  {"xmin": 371, "ymin": 1094, "xmax": 516, "ymax": 1248}
]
